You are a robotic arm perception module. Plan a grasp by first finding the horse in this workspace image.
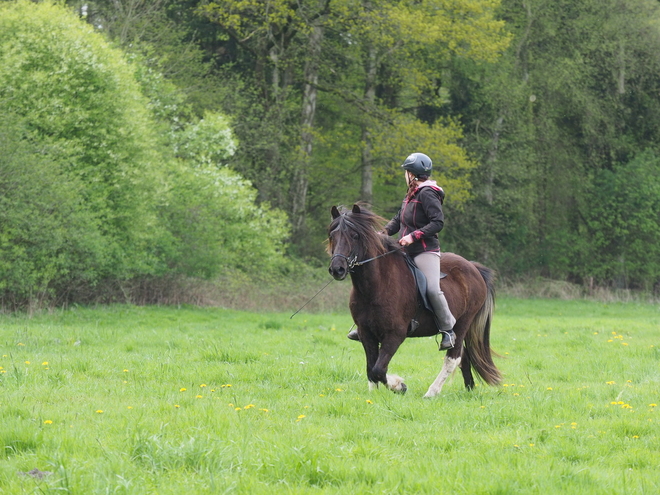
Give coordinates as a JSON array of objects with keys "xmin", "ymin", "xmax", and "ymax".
[{"xmin": 327, "ymin": 204, "xmax": 502, "ymax": 397}]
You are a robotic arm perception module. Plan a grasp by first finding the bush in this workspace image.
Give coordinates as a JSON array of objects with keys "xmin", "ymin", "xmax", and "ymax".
[
  {"xmin": 0, "ymin": 112, "xmax": 108, "ymax": 306},
  {"xmin": 0, "ymin": 0, "xmax": 169, "ymax": 282},
  {"xmin": 0, "ymin": 2, "xmax": 291, "ymax": 307}
]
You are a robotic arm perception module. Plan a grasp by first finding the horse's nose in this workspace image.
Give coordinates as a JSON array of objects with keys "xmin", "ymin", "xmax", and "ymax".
[{"xmin": 329, "ymin": 264, "xmax": 347, "ymax": 280}]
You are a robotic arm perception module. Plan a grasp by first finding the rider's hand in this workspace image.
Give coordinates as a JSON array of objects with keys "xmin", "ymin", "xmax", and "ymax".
[{"xmin": 399, "ymin": 234, "xmax": 413, "ymax": 246}]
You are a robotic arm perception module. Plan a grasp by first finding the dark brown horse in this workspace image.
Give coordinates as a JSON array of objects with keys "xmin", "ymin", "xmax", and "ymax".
[{"xmin": 328, "ymin": 204, "xmax": 501, "ymax": 397}]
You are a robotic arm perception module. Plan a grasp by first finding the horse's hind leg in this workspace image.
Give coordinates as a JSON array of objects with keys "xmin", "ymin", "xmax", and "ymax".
[
  {"xmin": 423, "ymin": 333, "xmax": 465, "ymax": 398},
  {"xmin": 460, "ymin": 347, "xmax": 475, "ymax": 390}
]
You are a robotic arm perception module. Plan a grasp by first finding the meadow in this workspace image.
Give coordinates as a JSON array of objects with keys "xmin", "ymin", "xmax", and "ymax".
[{"xmin": 0, "ymin": 298, "xmax": 659, "ymax": 494}]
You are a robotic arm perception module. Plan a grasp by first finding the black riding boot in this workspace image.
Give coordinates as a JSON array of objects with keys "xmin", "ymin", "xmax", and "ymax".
[
  {"xmin": 439, "ymin": 330, "xmax": 456, "ymax": 350},
  {"xmin": 347, "ymin": 327, "xmax": 360, "ymax": 341}
]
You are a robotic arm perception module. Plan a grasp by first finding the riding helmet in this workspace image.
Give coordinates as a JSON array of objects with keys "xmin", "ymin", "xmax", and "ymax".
[{"xmin": 401, "ymin": 152, "xmax": 432, "ymax": 177}]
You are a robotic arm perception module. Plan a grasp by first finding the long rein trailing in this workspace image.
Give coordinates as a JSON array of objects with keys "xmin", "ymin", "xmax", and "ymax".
[{"xmin": 290, "ymin": 243, "xmax": 404, "ymax": 319}]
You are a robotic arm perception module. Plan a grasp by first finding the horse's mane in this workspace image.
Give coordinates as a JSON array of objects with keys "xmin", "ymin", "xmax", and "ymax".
[{"xmin": 327, "ymin": 204, "xmax": 394, "ymax": 258}]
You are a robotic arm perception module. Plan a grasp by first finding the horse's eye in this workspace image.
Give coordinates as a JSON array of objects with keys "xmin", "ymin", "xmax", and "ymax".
[{"xmin": 351, "ymin": 232, "xmax": 359, "ymax": 240}]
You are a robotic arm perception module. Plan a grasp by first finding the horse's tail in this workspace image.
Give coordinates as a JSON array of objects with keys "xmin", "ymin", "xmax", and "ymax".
[{"xmin": 464, "ymin": 262, "xmax": 502, "ymax": 386}]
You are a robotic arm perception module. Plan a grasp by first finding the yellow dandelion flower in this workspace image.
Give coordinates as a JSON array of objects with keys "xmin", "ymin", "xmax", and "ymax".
[
  {"xmin": 366, "ymin": 400, "xmax": 373, "ymax": 404},
  {"xmin": 571, "ymin": 422, "xmax": 577, "ymax": 425},
  {"xmin": 44, "ymin": 420, "xmax": 53, "ymax": 425},
  {"xmin": 235, "ymin": 407, "xmax": 242, "ymax": 411},
  {"xmin": 96, "ymin": 410, "xmax": 103, "ymax": 414},
  {"xmin": 513, "ymin": 444, "xmax": 519, "ymax": 448},
  {"xmin": 17, "ymin": 343, "xmax": 25, "ymax": 346},
  {"xmin": 228, "ymin": 403, "xmax": 234, "ymax": 407},
  {"xmin": 123, "ymin": 369, "xmax": 128, "ymax": 372},
  {"xmin": 175, "ymin": 405, "xmax": 180, "ymax": 408},
  {"xmin": 42, "ymin": 362, "xmax": 48, "ymax": 366},
  {"xmin": 607, "ymin": 339, "xmax": 614, "ymax": 342},
  {"xmin": 649, "ymin": 404, "xmax": 657, "ymax": 407},
  {"xmin": 606, "ymin": 381, "xmax": 615, "ymax": 385},
  {"xmin": 244, "ymin": 404, "xmax": 255, "ymax": 409},
  {"xmin": 196, "ymin": 395, "xmax": 203, "ymax": 399},
  {"xmin": 24, "ymin": 361, "xmax": 30, "ymax": 365},
  {"xmin": 180, "ymin": 388, "xmax": 187, "ymax": 392},
  {"xmin": 529, "ymin": 443, "xmax": 535, "ymax": 447},
  {"xmin": 547, "ymin": 387, "xmax": 553, "ymax": 391},
  {"xmin": 622, "ymin": 343, "xmax": 629, "ymax": 346},
  {"xmin": 259, "ymin": 408, "xmax": 269, "ymax": 412},
  {"xmin": 480, "ymin": 406, "xmax": 486, "ymax": 409},
  {"xmin": 513, "ymin": 393, "xmax": 520, "ymax": 396},
  {"xmin": 221, "ymin": 384, "xmax": 232, "ymax": 388},
  {"xmin": 127, "ymin": 406, "xmax": 133, "ymax": 409},
  {"xmin": 555, "ymin": 425, "xmax": 562, "ymax": 428},
  {"xmin": 297, "ymin": 415, "xmax": 306, "ymax": 419},
  {"xmin": 200, "ymin": 384, "xmax": 207, "ymax": 388},
  {"xmin": 633, "ymin": 435, "xmax": 639, "ymax": 439},
  {"xmin": 336, "ymin": 388, "xmax": 344, "ymax": 392}
]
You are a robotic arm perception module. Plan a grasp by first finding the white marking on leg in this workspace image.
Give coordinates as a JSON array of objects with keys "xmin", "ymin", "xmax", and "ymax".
[
  {"xmin": 369, "ymin": 381, "xmax": 378, "ymax": 391},
  {"xmin": 424, "ymin": 356, "xmax": 461, "ymax": 398},
  {"xmin": 386, "ymin": 374, "xmax": 406, "ymax": 393}
]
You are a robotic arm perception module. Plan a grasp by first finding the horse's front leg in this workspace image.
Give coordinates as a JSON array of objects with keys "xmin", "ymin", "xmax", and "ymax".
[
  {"xmin": 371, "ymin": 333, "xmax": 407, "ymax": 394},
  {"xmin": 359, "ymin": 329, "xmax": 380, "ymax": 391}
]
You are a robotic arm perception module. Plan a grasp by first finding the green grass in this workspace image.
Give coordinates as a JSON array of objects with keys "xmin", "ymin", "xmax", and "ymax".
[{"xmin": 0, "ymin": 298, "xmax": 659, "ymax": 493}]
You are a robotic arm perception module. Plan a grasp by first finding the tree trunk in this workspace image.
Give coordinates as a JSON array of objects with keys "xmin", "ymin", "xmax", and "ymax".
[
  {"xmin": 291, "ymin": 24, "xmax": 324, "ymax": 242},
  {"xmin": 360, "ymin": 44, "xmax": 377, "ymax": 205}
]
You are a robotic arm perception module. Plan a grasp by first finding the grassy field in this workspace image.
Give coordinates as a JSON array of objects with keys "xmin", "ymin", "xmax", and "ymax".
[{"xmin": 0, "ymin": 298, "xmax": 659, "ymax": 494}]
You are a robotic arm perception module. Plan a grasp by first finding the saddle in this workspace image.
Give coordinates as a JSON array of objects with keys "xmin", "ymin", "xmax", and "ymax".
[{"xmin": 403, "ymin": 254, "xmax": 446, "ymax": 335}]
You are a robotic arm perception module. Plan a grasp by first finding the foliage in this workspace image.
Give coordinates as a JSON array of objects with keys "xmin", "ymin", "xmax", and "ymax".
[
  {"xmin": 0, "ymin": 1, "xmax": 290, "ymax": 306},
  {"xmin": 579, "ymin": 150, "xmax": 660, "ymax": 289},
  {"xmin": 0, "ymin": 112, "xmax": 107, "ymax": 305},
  {"xmin": 162, "ymin": 163, "xmax": 290, "ymax": 278},
  {"xmin": 0, "ymin": 301, "xmax": 659, "ymax": 492},
  {"xmin": 446, "ymin": 0, "xmax": 660, "ymax": 289},
  {"xmin": 0, "ymin": 0, "xmax": 168, "ymax": 281}
]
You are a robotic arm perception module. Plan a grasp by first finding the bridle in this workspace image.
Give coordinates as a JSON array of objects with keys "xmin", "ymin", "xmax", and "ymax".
[
  {"xmin": 329, "ymin": 213, "xmax": 404, "ymax": 273},
  {"xmin": 330, "ymin": 242, "xmax": 403, "ymax": 272}
]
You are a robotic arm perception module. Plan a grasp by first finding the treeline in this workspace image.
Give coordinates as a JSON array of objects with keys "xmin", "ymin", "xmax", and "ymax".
[{"xmin": 2, "ymin": 0, "xmax": 660, "ymax": 309}]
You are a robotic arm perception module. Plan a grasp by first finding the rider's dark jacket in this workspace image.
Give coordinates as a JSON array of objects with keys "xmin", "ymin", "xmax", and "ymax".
[{"xmin": 384, "ymin": 181, "xmax": 445, "ymax": 258}]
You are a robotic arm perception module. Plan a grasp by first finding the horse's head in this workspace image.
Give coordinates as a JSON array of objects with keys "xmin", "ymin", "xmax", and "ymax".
[{"xmin": 327, "ymin": 204, "xmax": 387, "ymax": 280}]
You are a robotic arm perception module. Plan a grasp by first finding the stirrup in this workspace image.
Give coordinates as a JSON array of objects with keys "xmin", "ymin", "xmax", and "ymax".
[{"xmin": 439, "ymin": 330, "xmax": 455, "ymax": 350}]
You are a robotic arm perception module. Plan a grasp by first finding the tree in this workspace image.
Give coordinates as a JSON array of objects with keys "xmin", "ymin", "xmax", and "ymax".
[{"xmin": 446, "ymin": 0, "xmax": 660, "ymax": 288}]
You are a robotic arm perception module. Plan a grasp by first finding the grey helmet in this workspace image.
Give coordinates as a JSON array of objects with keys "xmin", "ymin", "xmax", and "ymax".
[{"xmin": 401, "ymin": 152, "xmax": 432, "ymax": 177}]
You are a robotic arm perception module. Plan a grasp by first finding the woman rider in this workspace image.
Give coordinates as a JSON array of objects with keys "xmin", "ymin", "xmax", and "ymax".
[{"xmin": 347, "ymin": 152, "xmax": 456, "ymax": 349}]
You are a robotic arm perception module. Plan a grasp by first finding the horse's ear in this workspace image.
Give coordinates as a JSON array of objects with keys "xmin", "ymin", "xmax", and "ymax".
[
  {"xmin": 331, "ymin": 206, "xmax": 340, "ymax": 219},
  {"xmin": 352, "ymin": 204, "xmax": 361, "ymax": 214}
]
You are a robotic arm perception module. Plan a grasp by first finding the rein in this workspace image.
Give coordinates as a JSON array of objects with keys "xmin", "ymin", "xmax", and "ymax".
[{"xmin": 292, "ymin": 242, "xmax": 403, "ymax": 319}]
